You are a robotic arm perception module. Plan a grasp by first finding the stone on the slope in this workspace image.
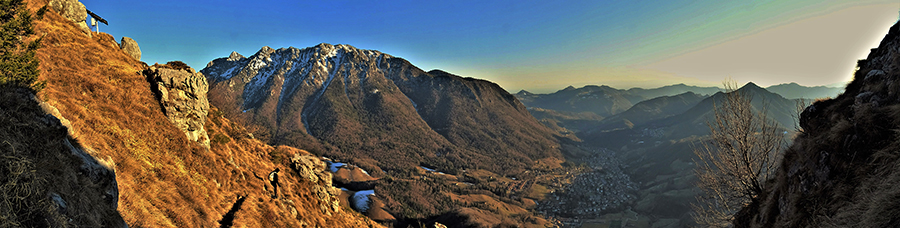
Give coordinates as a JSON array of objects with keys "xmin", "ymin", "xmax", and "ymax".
[
  {"xmin": 119, "ymin": 37, "xmax": 141, "ymax": 61},
  {"xmin": 49, "ymin": 0, "xmax": 89, "ymax": 35},
  {"xmin": 227, "ymin": 51, "xmax": 244, "ymax": 61},
  {"xmin": 146, "ymin": 65, "xmax": 210, "ymax": 148},
  {"xmin": 288, "ymin": 152, "xmax": 343, "ymax": 215}
]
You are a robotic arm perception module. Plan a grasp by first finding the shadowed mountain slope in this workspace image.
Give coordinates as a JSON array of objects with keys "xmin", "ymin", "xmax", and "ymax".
[
  {"xmin": 0, "ymin": 87, "xmax": 126, "ymax": 227},
  {"xmin": 597, "ymin": 92, "xmax": 708, "ymax": 130},
  {"xmin": 647, "ymin": 82, "xmax": 797, "ymax": 137}
]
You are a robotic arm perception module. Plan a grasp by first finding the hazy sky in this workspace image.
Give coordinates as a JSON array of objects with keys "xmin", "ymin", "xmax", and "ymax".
[{"xmin": 82, "ymin": 0, "xmax": 898, "ymax": 93}]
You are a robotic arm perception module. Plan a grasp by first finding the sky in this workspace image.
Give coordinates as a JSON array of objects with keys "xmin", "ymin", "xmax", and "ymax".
[{"xmin": 81, "ymin": 0, "xmax": 899, "ymax": 93}]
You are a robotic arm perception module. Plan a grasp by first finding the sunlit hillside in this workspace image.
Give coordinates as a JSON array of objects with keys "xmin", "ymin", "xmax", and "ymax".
[{"xmin": 18, "ymin": 0, "xmax": 381, "ymax": 226}]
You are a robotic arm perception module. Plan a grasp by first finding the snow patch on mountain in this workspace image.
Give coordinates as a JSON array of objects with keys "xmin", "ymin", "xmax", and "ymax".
[
  {"xmin": 351, "ymin": 190, "xmax": 375, "ymax": 212},
  {"xmin": 204, "ymin": 43, "xmax": 401, "ymax": 137},
  {"xmin": 219, "ymin": 65, "xmax": 243, "ymax": 80},
  {"xmin": 308, "ymin": 49, "xmax": 344, "ymax": 109}
]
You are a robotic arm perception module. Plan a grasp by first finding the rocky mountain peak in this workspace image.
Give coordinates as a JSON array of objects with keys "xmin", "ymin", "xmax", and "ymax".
[
  {"xmin": 251, "ymin": 46, "xmax": 276, "ymax": 60},
  {"xmin": 227, "ymin": 51, "xmax": 244, "ymax": 61},
  {"xmin": 735, "ymin": 81, "xmax": 775, "ymax": 97},
  {"xmin": 740, "ymin": 81, "xmax": 762, "ymax": 90}
]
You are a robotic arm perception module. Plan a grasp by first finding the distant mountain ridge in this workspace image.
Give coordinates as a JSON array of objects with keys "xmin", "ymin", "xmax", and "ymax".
[
  {"xmin": 517, "ymin": 83, "xmax": 839, "ymax": 119},
  {"xmin": 648, "ymin": 82, "xmax": 797, "ymax": 137},
  {"xmin": 515, "ymin": 85, "xmax": 643, "ymax": 117},
  {"xmin": 579, "ymin": 82, "xmax": 799, "ymax": 150},
  {"xmin": 516, "ymin": 84, "xmax": 721, "ymax": 118},
  {"xmin": 597, "ymin": 91, "xmax": 708, "ymax": 130},
  {"xmin": 625, "ymin": 83, "xmax": 722, "ymax": 100},
  {"xmin": 765, "ymin": 82, "xmax": 843, "ymax": 99}
]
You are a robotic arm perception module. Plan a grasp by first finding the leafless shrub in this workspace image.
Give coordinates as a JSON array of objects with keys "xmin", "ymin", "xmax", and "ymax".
[{"xmin": 692, "ymin": 82, "xmax": 785, "ymax": 227}]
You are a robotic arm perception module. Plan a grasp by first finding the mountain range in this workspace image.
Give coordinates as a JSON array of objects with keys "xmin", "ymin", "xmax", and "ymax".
[
  {"xmin": 578, "ymin": 82, "xmax": 799, "ymax": 150},
  {"xmin": 201, "ymin": 43, "xmax": 565, "ymax": 226},
  {"xmin": 517, "ymin": 82, "xmax": 804, "ymax": 226},
  {"xmin": 202, "ymin": 43, "xmax": 561, "ymax": 176},
  {"xmin": 515, "ymin": 85, "xmax": 643, "ymax": 117},
  {"xmin": 765, "ymin": 82, "xmax": 843, "ymax": 99},
  {"xmin": 595, "ymin": 91, "xmax": 708, "ymax": 130},
  {"xmin": 649, "ymin": 82, "xmax": 798, "ymax": 137},
  {"xmin": 518, "ymin": 81, "xmax": 839, "ymax": 136}
]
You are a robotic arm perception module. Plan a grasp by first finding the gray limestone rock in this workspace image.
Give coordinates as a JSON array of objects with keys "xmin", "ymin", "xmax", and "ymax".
[
  {"xmin": 119, "ymin": 37, "xmax": 141, "ymax": 61},
  {"xmin": 227, "ymin": 51, "xmax": 244, "ymax": 61},
  {"xmin": 49, "ymin": 0, "xmax": 89, "ymax": 35},
  {"xmin": 289, "ymin": 153, "xmax": 342, "ymax": 214},
  {"xmin": 147, "ymin": 66, "xmax": 210, "ymax": 148}
]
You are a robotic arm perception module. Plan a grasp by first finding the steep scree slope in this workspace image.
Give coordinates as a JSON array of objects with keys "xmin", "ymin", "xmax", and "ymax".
[{"xmin": 735, "ymin": 22, "xmax": 900, "ymax": 227}]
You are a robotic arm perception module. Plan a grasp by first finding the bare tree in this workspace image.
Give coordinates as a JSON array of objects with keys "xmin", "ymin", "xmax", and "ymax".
[{"xmin": 692, "ymin": 82, "xmax": 785, "ymax": 227}]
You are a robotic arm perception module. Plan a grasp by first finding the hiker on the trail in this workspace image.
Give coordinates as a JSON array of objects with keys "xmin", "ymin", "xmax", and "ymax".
[{"xmin": 268, "ymin": 168, "xmax": 280, "ymax": 198}]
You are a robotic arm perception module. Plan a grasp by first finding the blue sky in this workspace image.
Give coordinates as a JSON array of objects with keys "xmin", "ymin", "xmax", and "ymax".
[{"xmin": 82, "ymin": 0, "xmax": 898, "ymax": 92}]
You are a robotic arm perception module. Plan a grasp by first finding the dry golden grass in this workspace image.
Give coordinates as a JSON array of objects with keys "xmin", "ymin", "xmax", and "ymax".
[{"xmin": 24, "ymin": 0, "xmax": 381, "ymax": 226}]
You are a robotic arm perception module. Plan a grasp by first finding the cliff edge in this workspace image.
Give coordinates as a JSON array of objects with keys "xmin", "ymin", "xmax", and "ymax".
[{"xmin": 735, "ymin": 22, "xmax": 900, "ymax": 227}]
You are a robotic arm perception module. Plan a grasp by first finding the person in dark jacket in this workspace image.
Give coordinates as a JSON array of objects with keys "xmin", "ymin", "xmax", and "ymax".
[{"xmin": 268, "ymin": 168, "xmax": 280, "ymax": 198}]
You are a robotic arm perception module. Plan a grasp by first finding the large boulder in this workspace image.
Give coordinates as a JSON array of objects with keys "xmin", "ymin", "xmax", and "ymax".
[
  {"xmin": 119, "ymin": 37, "xmax": 141, "ymax": 61},
  {"xmin": 146, "ymin": 64, "xmax": 210, "ymax": 148},
  {"xmin": 49, "ymin": 0, "xmax": 89, "ymax": 35},
  {"xmin": 288, "ymin": 151, "xmax": 343, "ymax": 215}
]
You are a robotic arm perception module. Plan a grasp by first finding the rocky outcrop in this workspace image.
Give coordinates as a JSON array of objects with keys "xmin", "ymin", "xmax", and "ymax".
[
  {"xmin": 735, "ymin": 22, "xmax": 900, "ymax": 227},
  {"xmin": 290, "ymin": 153, "xmax": 333, "ymax": 187},
  {"xmin": 146, "ymin": 64, "xmax": 210, "ymax": 148},
  {"xmin": 119, "ymin": 37, "xmax": 141, "ymax": 61},
  {"xmin": 288, "ymin": 152, "xmax": 342, "ymax": 215},
  {"xmin": 49, "ymin": 0, "xmax": 89, "ymax": 35},
  {"xmin": 227, "ymin": 51, "xmax": 244, "ymax": 61}
]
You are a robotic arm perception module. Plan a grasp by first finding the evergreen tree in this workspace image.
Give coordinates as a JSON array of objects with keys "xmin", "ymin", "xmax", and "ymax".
[{"xmin": 0, "ymin": 0, "xmax": 42, "ymax": 91}]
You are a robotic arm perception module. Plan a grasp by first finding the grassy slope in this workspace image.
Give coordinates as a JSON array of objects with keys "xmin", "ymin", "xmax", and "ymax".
[{"xmin": 26, "ymin": 0, "xmax": 379, "ymax": 227}]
